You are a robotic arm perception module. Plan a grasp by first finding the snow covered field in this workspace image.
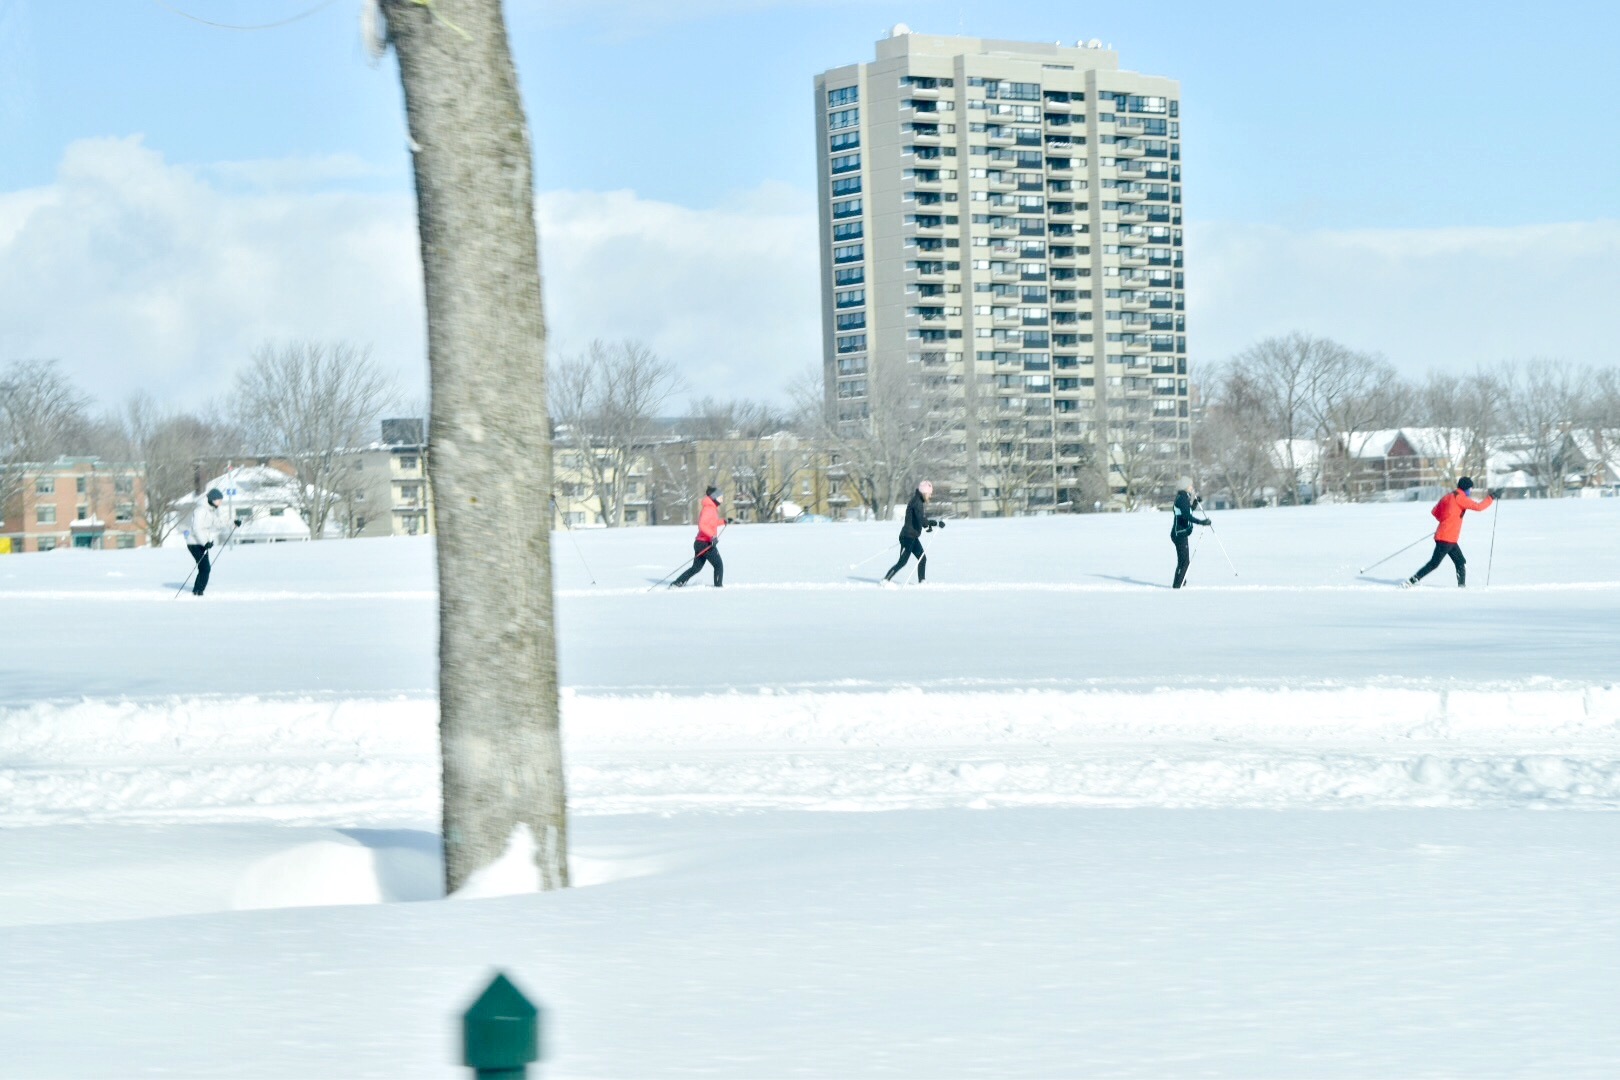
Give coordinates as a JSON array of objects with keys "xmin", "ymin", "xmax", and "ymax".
[{"xmin": 2, "ymin": 500, "xmax": 1618, "ymax": 1076}]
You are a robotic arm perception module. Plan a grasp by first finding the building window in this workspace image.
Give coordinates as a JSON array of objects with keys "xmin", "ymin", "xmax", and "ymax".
[
  {"xmin": 36, "ymin": 505, "xmax": 56, "ymax": 525},
  {"xmin": 829, "ymin": 131, "xmax": 860, "ymax": 152},
  {"xmin": 827, "ymin": 85, "xmax": 858, "ymax": 107},
  {"xmin": 355, "ymin": 515, "xmax": 367, "ymax": 531},
  {"xmin": 269, "ymin": 507, "xmax": 285, "ymax": 517},
  {"xmin": 115, "ymin": 475, "xmax": 134, "ymax": 494},
  {"xmin": 76, "ymin": 477, "xmax": 87, "ymax": 494},
  {"xmin": 828, "ymin": 107, "xmax": 859, "ymax": 131},
  {"xmin": 399, "ymin": 455, "xmax": 418, "ymax": 471},
  {"xmin": 36, "ymin": 477, "xmax": 54, "ymax": 495},
  {"xmin": 116, "ymin": 533, "xmax": 136, "ymax": 549},
  {"xmin": 37, "ymin": 537, "xmax": 57, "ymax": 552}
]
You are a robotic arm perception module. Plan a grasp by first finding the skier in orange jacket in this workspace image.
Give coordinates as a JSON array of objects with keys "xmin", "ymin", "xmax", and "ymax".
[
  {"xmin": 1403, "ymin": 477, "xmax": 1495, "ymax": 588},
  {"xmin": 671, "ymin": 486, "xmax": 729, "ymax": 588}
]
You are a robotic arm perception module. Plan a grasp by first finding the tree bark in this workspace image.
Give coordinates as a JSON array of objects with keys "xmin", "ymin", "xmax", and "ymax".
[{"xmin": 383, "ymin": 0, "xmax": 567, "ymax": 892}]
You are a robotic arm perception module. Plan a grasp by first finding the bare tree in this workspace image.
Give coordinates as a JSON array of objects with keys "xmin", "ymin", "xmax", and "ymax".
[
  {"xmin": 0, "ymin": 360, "xmax": 92, "ymax": 516},
  {"xmin": 233, "ymin": 341, "xmax": 396, "ymax": 539},
  {"xmin": 112, "ymin": 393, "xmax": 245, "ymax": 547},
  {"xmin": 1108, "ymin": 416, "xmax": 1182, "ymax": 511},
  {"xmin": 1415, "ymin": 368, "xmax": 1503, "ymax": 483},
  {"xmin": 380, "ymin": 0, "xmax": 567, "ymax": 893},
  {"xmin": 796, "ymin": 360, "xmax": 952, "ymax": 521},
  {"xmin": 1498, "ymin": 359, "xmax": 1583, "ymax": 496},
  {"xmin": 1567, "ymin": 365, "xmax": 1620, "ymax": 489},
  {"xmin": 980, "ymin": 427, "xmax": 1054, "ymax": 516},
  {"xmin": 1308, "ymin": 350, "xmax": 1404, "ymax": 501},
  {"xmin": 680, "ymin": 397, "xmax": 805, "ymax": 522},
  {"xmin": 549, "ymin": 339, "xmax": 682, "ymax": 526},
  {"xmin": 1232, "ymin": 333, "xmax": 1340, "ymax": 505},
  {"xmin": 1193, "ymin": 361, "xmax": 1276, "ymax": 508}
]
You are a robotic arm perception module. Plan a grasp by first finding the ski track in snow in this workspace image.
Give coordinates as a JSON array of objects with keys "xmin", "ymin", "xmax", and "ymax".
[{"xmin": 5, "ymin": 685, "xmax": 1619, "ymax": 824}]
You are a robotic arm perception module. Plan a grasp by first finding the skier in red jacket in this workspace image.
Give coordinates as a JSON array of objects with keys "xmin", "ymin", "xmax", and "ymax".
[
  {"xmin": 1403, "ymin": 477, "xmax": 1495, "ymax": 588},
  {"xmin": 672, "ymin": 486, "xmax": 729, "ymax": 588}
]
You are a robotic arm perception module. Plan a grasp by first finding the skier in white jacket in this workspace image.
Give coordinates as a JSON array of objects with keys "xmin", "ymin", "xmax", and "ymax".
[{"xmin": 185, "ymin": 488, "xmax": 238, "ymax": 596}]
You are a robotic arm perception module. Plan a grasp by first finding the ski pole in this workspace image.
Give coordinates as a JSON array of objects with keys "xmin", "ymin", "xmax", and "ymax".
[
  {"xmin": 1205, "ymin": 520, "xmax": 1239, "ymax": 577},
  {"xmin": 1485, "ymin": 495, "xmax": 1500, "ymax": 587},
  {"xmin": 174, "ymin": 523, "xmax": 239, "ymax": 598},
  {"xmin": 847, "ymin": 544, "xmax": 895, "ymax": 571},
  {"xmin": 551, "ymin": 496, "xmax": 597, "ymax": 585},
  {"xmin": 1357, "ymin": 531, "xmax": 1433, "ymax": 575},
  {"xmin": 649, "ymin": 525, "xmax": 725, "ymax": 591}
]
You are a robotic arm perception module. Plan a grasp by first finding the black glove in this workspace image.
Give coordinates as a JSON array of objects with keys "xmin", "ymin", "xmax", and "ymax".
[
  {"xmin": 924, "ymin": 525, "xmax": 934, "ymax": 533},
  {"xmin": 204, "ymin": 541, "xmax": 214, "ymax": 549},
  {"xmin": 233, "ymin": 519, "xmax": 243, "ymax": 528},
  {"xmin": 725, "ymin": 518, "xmax": 734, "ymax": 525}
]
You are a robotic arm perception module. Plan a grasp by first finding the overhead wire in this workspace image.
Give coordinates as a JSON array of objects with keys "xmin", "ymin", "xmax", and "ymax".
[{"xmin": 148, "ymin": 0, "xmax": 341, "ymax": 32}]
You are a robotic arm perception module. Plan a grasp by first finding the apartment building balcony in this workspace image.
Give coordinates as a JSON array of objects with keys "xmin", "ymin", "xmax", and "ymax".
[
  {"xmin": 1116, "ymin": 205, "xmax": 1149, "ymax": 222},
  {"xmin": 1114, "ymin": 140, "xmax": 1146, "ymax": 159},
  {"xmin": 1042, "ymin": 95, "xmax": 1073, "ymax": 111},
  {"xmin": 1050, "ymin": 267, "xmax": 1079, "ymax": 281},
  {"xmin": 1046, "ymin": 161, "xmax": 1074, "ymax": 175},
  {"xmin": 905, "ymin": 265, "xmax": 945, "ymax": 283},
  {"xmin": 1123, "ymin": 340, "xmax": 1151, "ymax": 354},
  {"xmin": 1118, "ymin": 249, "xmax": 1148, "ymax": 267},
  {"xmin": 989, "ymin": 222, "xmax": 1019, "ymax": 237},
  {"xmin": 910, "ymin": 130, "xmax": 941, "ymax": 144},
  {"xmin": 991, "ymin": 267, "xmax": 1020, "ymax": 282},
  {"xmin": 910, "ymin": 175, "xmax": 942, "ymax": 191},
  {"xmin": 1117, "ymin": 160, "xmax": 1148, "ymax": 177},
  {"xmin": 906, "ymin": 83, "xmax": 941, "ymax": 99},
  {"xmin": 987, "ymin": 130, "xmax": 1014, "ymax": 145},
  {"xmin": 1122, "ymin": 295, "xmax": 1150, "ymax": 311},
  {"xmin": 1116, "ymin": 118, "xmax": 1147, "ymax": 136}
]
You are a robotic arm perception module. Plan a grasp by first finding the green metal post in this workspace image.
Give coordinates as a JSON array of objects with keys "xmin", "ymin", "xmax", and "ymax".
[{"xmin": 463, "ymin": 972, "xmax": 541, "ymax": 1078}]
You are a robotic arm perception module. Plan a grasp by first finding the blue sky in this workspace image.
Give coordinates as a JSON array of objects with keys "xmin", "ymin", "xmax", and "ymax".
[{"xmin": 1, "ymin": 0, "xmax": 1616, "ymax": 408}]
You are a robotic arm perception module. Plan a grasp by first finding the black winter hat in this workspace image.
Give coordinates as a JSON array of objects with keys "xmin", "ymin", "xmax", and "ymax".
[
  {"xmin": 705, "ymin": 485, "xmax": 720, "ymax": 498},
  {"xmin": 206, "ymin": 488, "xmax": 224, "ymax": 504},
  {"xmin": 1457, "ymin": 477, "xmax": 1474, "ymax": 492}
]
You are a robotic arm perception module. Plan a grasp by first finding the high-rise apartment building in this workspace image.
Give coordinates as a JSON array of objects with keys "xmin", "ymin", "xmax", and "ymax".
[{"xmin": 815, "ymin": 28, "xmax": 1189, "ymax": 514}]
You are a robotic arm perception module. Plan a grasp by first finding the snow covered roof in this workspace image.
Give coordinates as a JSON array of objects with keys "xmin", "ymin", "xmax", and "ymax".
[{"xmin": 1337, "ymin": 428, "xmax": 1470, "ymax": 461}]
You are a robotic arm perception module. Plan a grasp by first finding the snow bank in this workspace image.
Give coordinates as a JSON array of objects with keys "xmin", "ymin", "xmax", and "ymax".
[{"xmin": 6, "ymin": 683, "xmax": 1618, "ymax": 826}]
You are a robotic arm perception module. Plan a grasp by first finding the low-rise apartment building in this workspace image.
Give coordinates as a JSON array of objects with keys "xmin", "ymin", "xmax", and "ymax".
[{"xmin": 1, "ymin": 458, "xmax": 147, "ymax": 553}]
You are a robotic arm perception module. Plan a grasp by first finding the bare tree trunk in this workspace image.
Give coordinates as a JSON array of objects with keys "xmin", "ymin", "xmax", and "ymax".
[{"xmin": 383, "ymin": 0, "xmax": 567, "ymax": 893}]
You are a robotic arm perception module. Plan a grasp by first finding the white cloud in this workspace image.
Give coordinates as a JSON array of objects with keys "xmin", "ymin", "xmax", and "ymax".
[
  {"xmin": 1188, "ymin": 220, "xmax": 1620, "ymax": 372},
  {"xmin": 4, "ymin": 138, "xmax": 1612, "ymax": 422},
  {"xmin": 0, "ymin": 139, "xmax": 822, "ymax": 414},
  {"xmin": 0, "ymin": 136, "xmax": 425, "ymax": 410},
  {"xmin": 537, "ymin": 184, "xmax": 821, "ymax": 403}
]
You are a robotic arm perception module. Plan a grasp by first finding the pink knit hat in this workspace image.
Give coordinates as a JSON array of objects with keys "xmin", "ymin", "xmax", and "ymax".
[{"xmin": 917, "ymin": 480, "xmax": 933, "ymax": 496}]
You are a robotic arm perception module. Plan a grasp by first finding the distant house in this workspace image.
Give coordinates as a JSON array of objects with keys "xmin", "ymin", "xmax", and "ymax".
[
  {"xmin": 170, "ymin": 464, "xmax": 330, "ymax": 545},
  {"xmin": 1325, "ymin": 428, "xmax": 1463, "ymax": 501}
]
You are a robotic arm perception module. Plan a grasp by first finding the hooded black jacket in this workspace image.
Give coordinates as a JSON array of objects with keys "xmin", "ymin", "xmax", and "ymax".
[
  {"xmin": 1170, "ymin": 490, "xmax": 1210, "ymax": 540},
  {"xmin": 900, "ymin": 491, "xmax": 941, "ymax": 540}
]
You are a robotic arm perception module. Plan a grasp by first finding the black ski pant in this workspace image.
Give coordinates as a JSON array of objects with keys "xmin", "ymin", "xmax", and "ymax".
[
  {"xmin": 187, "ymin": 544, "xmax": 211, "ymax": 595},
  {"xmin": 885, "ymin": 535, "xmax": 926, "ymax": 582},
  {"xmin": 1172, "ymin": 533, "xmax": 1192, "ymax": 589},
  {"xmin": 672, "ymin": 540, "xmax": 722, "ymax": 587},
  {"xmin": 1411, "ymin": 541, "xmax": 1466, "ymax": 586}
]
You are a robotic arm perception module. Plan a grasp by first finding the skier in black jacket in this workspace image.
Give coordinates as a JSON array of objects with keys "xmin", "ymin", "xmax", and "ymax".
[
  {"xmin": 883, "ymin": 480, "xmax": 944, "ymax": 584},
  {"xmin": 1169, "ymin": 476, "xmax": 1211, "ymax": 589}
]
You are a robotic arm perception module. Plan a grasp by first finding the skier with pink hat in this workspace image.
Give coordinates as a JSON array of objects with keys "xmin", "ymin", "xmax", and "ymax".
[{"xmin": 882, "ymin": 480, "xmax": 945, "ymax": 585}]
